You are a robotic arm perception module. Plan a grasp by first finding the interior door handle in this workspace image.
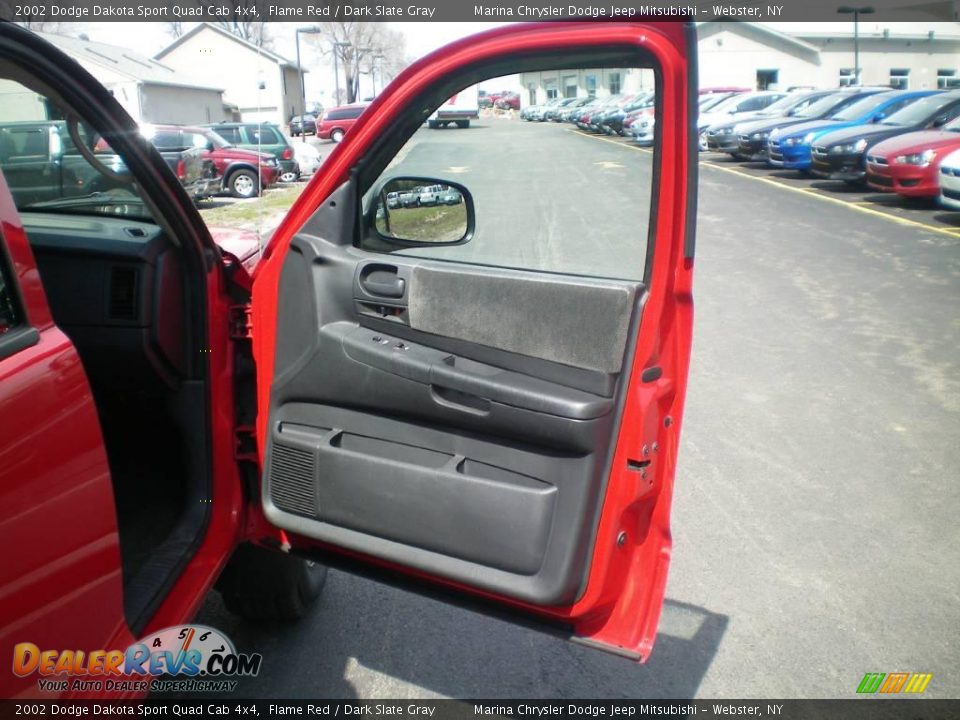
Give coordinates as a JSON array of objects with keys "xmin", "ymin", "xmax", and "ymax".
[{"xmin": 361, "ymin": 273, "xmax": 405, "ymax": 298}]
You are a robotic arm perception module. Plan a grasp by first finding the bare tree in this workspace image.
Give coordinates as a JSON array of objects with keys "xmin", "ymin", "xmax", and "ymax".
[
  {"xmin": 187, "ymin": 0, "xmax": 272, "ymax": 48},
  {"xmin": 164, "ymin": 21, "xmax": 185, "ymax": 40},
  {"xmin": 310, "ymin": 23, "xmax": 409, "ymax": 104}
]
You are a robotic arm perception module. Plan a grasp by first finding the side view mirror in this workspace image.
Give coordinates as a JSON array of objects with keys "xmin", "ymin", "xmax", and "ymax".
[
  {"xmin": 931, "ymin": 114, "xmax": 949, "ymax": 128},
  {"xmin": 373, "ymin": 177, "xmax": 473, "ymax": 246},
  {"xmin": 872, "ymin": 113, "xmax": 886, "ymax": 123}
]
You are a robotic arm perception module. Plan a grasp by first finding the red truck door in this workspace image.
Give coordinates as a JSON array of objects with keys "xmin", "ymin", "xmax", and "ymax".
[
  {"xmin": 0, "ymin": 171, "xmax": 127, "ymax": 698},
  {"xmin": 251, "ymin": 22, "xmax": 698, "ymax": 660}
]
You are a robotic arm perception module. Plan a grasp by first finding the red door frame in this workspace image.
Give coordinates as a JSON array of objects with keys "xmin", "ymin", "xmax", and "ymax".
[{"xmin": 250, "ymin": 21, "xmax": 696, "ymax": 660}]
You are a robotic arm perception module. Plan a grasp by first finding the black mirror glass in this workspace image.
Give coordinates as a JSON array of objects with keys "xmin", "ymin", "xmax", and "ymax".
[{"xmin": 374, "ymin": 178, "xmax": 468, "ymax": 244}]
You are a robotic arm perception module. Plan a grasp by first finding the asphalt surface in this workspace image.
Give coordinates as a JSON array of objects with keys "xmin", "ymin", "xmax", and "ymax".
[{"xmin": 189, "ymin": 120, "xmax": 960, "ymax": 699}]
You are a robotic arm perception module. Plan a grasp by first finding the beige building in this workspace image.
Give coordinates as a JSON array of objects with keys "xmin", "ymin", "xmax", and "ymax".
[
  {"xmin": 156, "ymin": 24, "xmax": 305, "ymax": 127},
  {"xmin": 20, "ymin": 31, "xmax": 224, "ymax": 126},
  {"xmin": 520, "ymin": 22, "xmax": 960, "ymax": 105}
]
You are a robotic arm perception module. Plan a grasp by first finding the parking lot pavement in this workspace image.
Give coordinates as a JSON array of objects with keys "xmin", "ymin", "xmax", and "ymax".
[{"xmin": 188, "ymin": 120, "xmax": 960, "ymax": 699}]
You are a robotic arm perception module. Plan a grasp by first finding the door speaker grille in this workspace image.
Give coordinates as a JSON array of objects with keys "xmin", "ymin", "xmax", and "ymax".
[{"xmin": 270, "ymin": 443, "xmax": 316, "ymax": 517}]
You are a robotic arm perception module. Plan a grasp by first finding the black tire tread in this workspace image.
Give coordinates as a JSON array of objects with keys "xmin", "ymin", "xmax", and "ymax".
[{"xmin": 217, "ymin": 544, "xmax": 327, "ymax": 622}]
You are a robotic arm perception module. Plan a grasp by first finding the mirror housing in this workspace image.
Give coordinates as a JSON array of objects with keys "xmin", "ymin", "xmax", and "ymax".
[{"xmin": 371, "ymin": 177, "xmax": 474, "ymax": 246}]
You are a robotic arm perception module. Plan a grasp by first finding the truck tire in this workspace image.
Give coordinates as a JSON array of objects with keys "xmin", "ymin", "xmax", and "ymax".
[
  {"xmin": 228, "ymin": 168, "xmax": 260, "ymax": 198},
  {"xmin": 455, "ymin": 120, "xmax": 470, "ymax": 129},
  {"xmin": 217, "ymin": 543, "xmax": 328, "ymax": 622}
]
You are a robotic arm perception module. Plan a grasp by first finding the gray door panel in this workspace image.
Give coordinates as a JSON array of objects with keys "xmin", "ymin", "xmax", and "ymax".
[{"xmin": 263, "ymin": 222, "xmax": 644, "ymax": 605}]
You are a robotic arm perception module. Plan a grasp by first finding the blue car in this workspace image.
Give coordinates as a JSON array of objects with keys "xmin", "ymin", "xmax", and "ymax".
[{"xmin": 767, "ymin": 90, "xmax": 939, "ymax": 170}]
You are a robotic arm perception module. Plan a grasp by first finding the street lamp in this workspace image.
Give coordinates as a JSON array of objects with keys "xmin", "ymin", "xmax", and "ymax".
[
  {"xmin": 295, "ymin": 25, "xmax": 321, "ymax": 143},
  {"xmin": 333, "ymin": 41, "xmax": 352, "ymax": 105},
  {"xmin": 373, "ymin": 53, "xmax": 384, "ymax": 95},
  {"xmin": 355, "ymin": 46, "xmax": 372, "ymax": 101},
  {"xmin": 837, "ymin": 5, "xmax": 875, "ymax": 86}
]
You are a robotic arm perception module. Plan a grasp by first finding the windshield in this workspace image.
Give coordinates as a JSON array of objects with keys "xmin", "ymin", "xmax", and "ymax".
[
  {"xmin": 705, "ymin": 94, "xmax": 746, "ymax": 114},
  {"xmin": 700, "ymin": 93, "xmax": 733, "ymax": 111},
  {"xmin": 882, "ymin": 94, "xmax": 955, "ymax": 126},
  {"xmin": 763, "ymin": 93, "xmax": 816, "ymax": 115},
  {"xmin": 830, "ymin": 93, "xmax": 896, "ymax": 121},
  {"xmin": 793, "ymin": 93, "xmax": 851, "ymax": 119}
]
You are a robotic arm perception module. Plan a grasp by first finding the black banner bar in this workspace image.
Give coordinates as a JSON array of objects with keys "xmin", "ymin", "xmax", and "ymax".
[
  {"xmin": 2, "ymin": 700, "xmax": 960, "ymax": 720},
  {"xmin": 0, "ymin": 0, "xmax": 957, "ymax": 22}
]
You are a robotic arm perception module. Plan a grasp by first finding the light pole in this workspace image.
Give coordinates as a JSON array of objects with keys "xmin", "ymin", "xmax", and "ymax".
[
  {"xmin": 295, "ymin": 25, "xmax": 321, "ymax": 143},
  {"xmin": 333, "ymin": 41, "xmax": 352, "ymax": 105},
  {"xmin": 372, "ymin": 53, "xmax": 384, "ymax": 95},
  {"xmin": 837, "ymin": 5, "xmax": 875, "ymax": 86},
  {"xmin": 355, "ymin": 46, "xmax": 372, "ymax": 101}
]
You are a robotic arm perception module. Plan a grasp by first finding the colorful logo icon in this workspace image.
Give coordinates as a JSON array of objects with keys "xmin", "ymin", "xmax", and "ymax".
[
  {"xmin": 857, "ymin": 672, "xmax": 933, "ymax": 694},
  {"xmin": 12, "ymin": 625, "xmax": 261, "ymax": 693}
]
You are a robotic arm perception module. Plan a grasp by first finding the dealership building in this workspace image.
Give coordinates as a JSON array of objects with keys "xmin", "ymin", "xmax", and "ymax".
[{"xmin": 519, "ymin": 21, "xmax": 960, "ymax": 105}]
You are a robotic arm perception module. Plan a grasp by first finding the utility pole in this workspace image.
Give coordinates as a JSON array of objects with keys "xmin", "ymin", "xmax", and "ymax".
[{"xmin": 837, "ymin": 6, "xmax": 876, "ymax": 86}]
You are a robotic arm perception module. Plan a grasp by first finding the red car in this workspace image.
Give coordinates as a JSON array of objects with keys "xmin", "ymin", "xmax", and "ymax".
[
  {"xmin": 317, "ymin": 104, "xmax": 368, "ymax": 143},
  {"xmin": 143, "ymin": 124, "xmax": 280, "ymax": 199},
  {"xmin": 865, "ymin": 121, "xmax": 960, "ymax": 198},
  {"xmin": 0, "ymin": 21, "xmax": 697, "ymax": 700}
]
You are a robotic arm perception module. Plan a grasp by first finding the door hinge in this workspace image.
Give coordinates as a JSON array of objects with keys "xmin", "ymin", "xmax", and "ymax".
[
  {"xmin": 230, "ymin": 304, "xmax": 252, "ymax": 340},
  {"xmin": 234, "ymin": 424, "xmax": 258, "ymax": 463}
]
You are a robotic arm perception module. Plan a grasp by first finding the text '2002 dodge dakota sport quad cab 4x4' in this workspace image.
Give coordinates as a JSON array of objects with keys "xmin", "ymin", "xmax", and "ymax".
[{"xmin": 0, "ymin": 21, "xmax": 698, "ymax": 698}]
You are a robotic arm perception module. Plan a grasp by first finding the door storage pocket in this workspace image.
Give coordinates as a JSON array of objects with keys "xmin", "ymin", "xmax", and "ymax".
[{"xmin": 268, "ymin": 423, "xmax": 557, "ymax": 575}]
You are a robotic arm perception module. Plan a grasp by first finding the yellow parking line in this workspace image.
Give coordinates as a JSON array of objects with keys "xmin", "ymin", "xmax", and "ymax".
[
  {"xmin": 570, "ymin": 129, "xmax": 960, "ymax": 239},
  {"xmin": 700, "ymin": 160, "xmax": 960, "ymax": 239}
]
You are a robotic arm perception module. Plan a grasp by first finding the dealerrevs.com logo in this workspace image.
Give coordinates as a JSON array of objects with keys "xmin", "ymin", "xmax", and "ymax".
[{"xmin": 12, "ymin": 625, "xmax": 261, "ymax": 693}]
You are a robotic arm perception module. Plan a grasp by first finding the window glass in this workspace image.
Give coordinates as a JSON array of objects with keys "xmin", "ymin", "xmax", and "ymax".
[
  {"xmin": 362, "ymin": 68, "xmax": 655, "ymax": 282},
  {"xmin": 151, "ymin": 130, "xmax": 183, "ymax": 150},
  {"xmin": 216, "ymin": 126, "xmax": 243, "ymax": 144},
  {"xmin": 0, "ymin": 75, "xmax": 154, "ymax": 220},
  {"xmin": 882, "ymin": 94, "xmax": 955, "ymax": 126},
  {"xmin": 246, "ymin": 125, "xmax": 281, "ymax": 144}
]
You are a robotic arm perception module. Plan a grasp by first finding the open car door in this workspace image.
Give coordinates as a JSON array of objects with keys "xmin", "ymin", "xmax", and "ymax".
[{"xmin": 250, "ymin": 22, "xmax": 698, "ymax": 661}]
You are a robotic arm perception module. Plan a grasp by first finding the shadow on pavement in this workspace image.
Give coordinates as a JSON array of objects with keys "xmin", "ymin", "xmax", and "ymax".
[{"xmin": 167, "ymin": 571, "xmax": 728, "ymax": 699}]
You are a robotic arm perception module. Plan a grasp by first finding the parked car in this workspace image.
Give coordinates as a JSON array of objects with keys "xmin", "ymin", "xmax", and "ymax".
[
  {"xmin": 811, "ymin": 91, "xmax": 960, "ymax": 183},
  {"xmin": 549, "ymin": 97, "xmax": 590, "ymax": 122},
  {"xmin": 206, "ymin": 121, "xmax": 299, "ymax": 182},
  {"xmin": 697, "ymin": 91, "xmax": 788, "ymax": 148},
  {"xmin": 399, "ymin": 187, "xmax": 421, "ymax": 207},
  {"xmin": 318, "ymin": 104, "xmax": 368, "ymax": 142},
  {"xmin": 732, "ymin": 88, "xmax": 891, "ymax": 161},
  {"xmin": 938, "ymin": 147, "xmax": 960, "ymax": 210},
  {"xmin": 144, "ymin": 124, "xmax": 280, "ymax": 199},
  {"xmin": 293, "ymin": 140, "xmax": 322, "ymax": 178},
  {"xmin": 523, "ymin": 97, "xmax": 564, "ymax": 122},
  {"xmin": 865, "ymin": 117, "xmax": 960, "ymax": 198},
  {"xmin": 577, "ymin": 95, "xmax": 628, "ymax": 132},
  {"xmin": 767, "ymin": 89, "xmax": 937, "ymax": 171},
  {"xmin": 703, "ymin": 90, "xmax": 836, "ymax": 155},
  {"xmin": 417, "ymin": 184, "xmax": 445, "ymax": 205},
  {"xmin": 599, "ymin": 92, "xmax": 655, "ymax": 135},
  {"xmin": 495, "ymin": 92, "xmax": 521, "ymax": 110},
  {"xmin": 0, "ymin": 120, "xmax": 214, "ymax": 204},
  {"xmin": 289, "ymin": 114, "xmax": 317, "ymax": 137},
  {"xmin": 0, "ymin": 23, "xmax": 698, "ymax": 699},
  {"xmin": 632, "ymin": 115, "xmax": 657, "ymax": 146}
]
